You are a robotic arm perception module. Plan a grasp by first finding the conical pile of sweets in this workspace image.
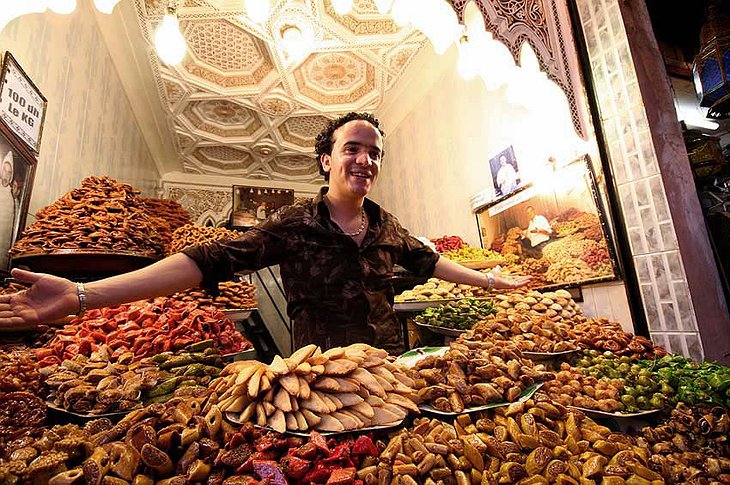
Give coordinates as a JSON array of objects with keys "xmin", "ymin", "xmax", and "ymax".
[
  {"xmin": 215, "ymin": 343, "xmax": 421, "ymax": 433},
  {"xmin": 141, "ymin": 197, "xmax": 192, "ymax": 231},
  {"xmin": 11, "ymin": 176, "xmax": 168, "ymax": 256}
]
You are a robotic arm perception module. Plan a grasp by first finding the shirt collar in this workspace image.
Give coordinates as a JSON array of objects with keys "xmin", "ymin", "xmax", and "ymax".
[{"xmin": 311, "ymin": 186, "xmax": 383, "ymax": 227}]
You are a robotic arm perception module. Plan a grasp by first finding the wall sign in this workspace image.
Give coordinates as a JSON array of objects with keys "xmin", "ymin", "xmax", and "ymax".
[{"xmin": 0, "ymin": 52, "xmax": 47, "ymax": 155}]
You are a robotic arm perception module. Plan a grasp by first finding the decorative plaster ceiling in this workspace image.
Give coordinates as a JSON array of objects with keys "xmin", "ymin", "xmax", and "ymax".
[{"xmin": 135, "ymin": 0, "xmax": 428, "ymax": 183}]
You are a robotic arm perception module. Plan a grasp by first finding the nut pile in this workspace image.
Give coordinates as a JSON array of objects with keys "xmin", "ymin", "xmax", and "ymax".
[
  {"xmin": 168, "ymin": 224, "xmax": 243, "ymax": 255},
  {"xmin": 395, "ymin": 278, "xmax": 489, "ymax": 302},
  {"xmin": 411, "ymin": 341, "xmax": 552, "ymax": 413},
  {"xmin": 638, "ymin": 402, "xmax": 730, "ymax": 483},
  {"xmin": 461, "ymin": 313, "xmax": 579, "ymax": 353},
  {"xmin": 11, "ymin": 176, "xmax": 168, "ymax": 257},
  {"xmin": 42, "ymin": 345, "xmax": 167, "ymax": 414},
  {"xmin": 377, "ymin": 398, "xmax": 660, "ymax": 485},
  {"xmin": 553, "ymin": 212, "xmax": 601, "ymax": 238},
  {"xmin": 141, "ymin": 197, "xmax": 192, "ymax": 231},
  {"xmin": 215, "ymin": 343, "xmax": 420, "ymax": 432},
  {"xmin": 0, "ymin": 347, "xmax": 43, "ymax": 395},
  {"xmin": 572, "ymin": 318, "xmax": 667, "ymax": 360},
  {"xmin": 492, "ymin": 289, "xmax": 582, "ymax": 322},
  {"xmin": 172, "ymin": 280, "xmax": 257, "ymax": 310},
  {"xmin": 440, "ymin": 246, "xmax": 502, "ymax": 263},
  {"xmin": 545, "ymin": 258, "xmax": 598, "ymax": 283}
]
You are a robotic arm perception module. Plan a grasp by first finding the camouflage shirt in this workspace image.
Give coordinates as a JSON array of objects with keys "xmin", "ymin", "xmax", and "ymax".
[{"xmin": 183, "ymin": 188, "xmax": 439, "ymax": 354}]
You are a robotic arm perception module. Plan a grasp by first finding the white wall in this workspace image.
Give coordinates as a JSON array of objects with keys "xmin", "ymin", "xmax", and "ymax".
[{"xmin": 0, "ymin": 1, "xmax": 160, "ymax": 265}]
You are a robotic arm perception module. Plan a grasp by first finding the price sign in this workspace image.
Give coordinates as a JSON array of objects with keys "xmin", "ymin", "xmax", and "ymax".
[{"xmin": 0, "ymin": 52, "xmax": 47, "ymax": 154}]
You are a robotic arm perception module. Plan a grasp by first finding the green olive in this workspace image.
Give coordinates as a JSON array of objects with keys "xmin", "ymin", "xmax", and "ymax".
[
  {"xmin": 635, "ymin": 385, "xmax": 648, "ymax": 395},
  {"xmin": 661, "ymin": 383, "xmax": 674, "ymax": 395},
  {"xmin": 637, "ymin": 376, "xmax": 652, "ymax": 387},
  {"xmin": 649, "ymin": 396, "xmax": 664, "ymax": 408},
  {"xmin": 636, "ymin": 396, "xmax": 649, "ymax": 409},
  {"xmin": 630, "ymin": 365, "xmax": 642, "ymax": 375},
  {"xmin": 620, "ymin": 395, "xmax": 636, "ymax": 406},
  {"xmin": 618, "ymin": 363, "xmax": 630, "ymax": 374}
]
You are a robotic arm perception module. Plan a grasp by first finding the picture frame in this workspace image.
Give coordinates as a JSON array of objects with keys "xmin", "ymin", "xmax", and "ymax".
[
  {"xmin": 476, "ymin": 154, "xmax": 620, "ymax": 290},
  {"xmin": 0, "ymin": 52, "xmax": 47, "ymax": 155},
  {"xmin": 230, "ymin": 185, "xmax": 294, "ymax": 229},
  {"xmin": 489, "ymin": 145, "xmax": 521, "ymax": 199},
  {"xmin": 0, "ymin": 121, "xmax": 37, "ymax": 269}
]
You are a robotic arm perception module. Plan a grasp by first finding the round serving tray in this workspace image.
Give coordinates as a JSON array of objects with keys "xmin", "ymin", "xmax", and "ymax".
[
  {"xmin": 11, "ymin": 249, "xmax": 162, "ymax": 279},
  {"xmin": 522, "ymin": 349, "xmax": 579, "ymax": 361}
]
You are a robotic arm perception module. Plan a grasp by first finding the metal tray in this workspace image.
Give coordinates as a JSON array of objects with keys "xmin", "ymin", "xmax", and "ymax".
[
  {"xmin": 394, "ymin": 297, "xmax": 491, "ymax": 312},
  {"xmin": 11, "ymin": 249, "xmax": 161, "ymax": 278},
  {"xmin": 46, "ymin": 401, "xmax": 136, "ymax": 421},
  {"xmin": 222, "ymin": 348, "xmax": 257, "ymax": 362},
  {"xmin": 413, "ymin": 321, "xmax": 468, "ymax": 337},
  {"xmin": 419, "ymin": 383, "xmax": 543, "ymax": 416},
  {"xmin": 224, "ymin": 413, "xmax": 405, "ymax": 437},
  {"xmin": 220, "ymin": 309, "xmax": 254, "ymax": 320}
]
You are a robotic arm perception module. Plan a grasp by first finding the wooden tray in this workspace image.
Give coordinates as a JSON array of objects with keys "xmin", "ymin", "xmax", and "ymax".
[{"xmin": 11, "ymin": 249, "xmax": 161, "ymax": 279}]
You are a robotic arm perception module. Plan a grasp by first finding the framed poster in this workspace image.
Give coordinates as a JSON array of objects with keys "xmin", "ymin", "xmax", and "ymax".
[
  {"xmin": 489, "ymin": 145, "xmax": 521, "ymax": 198},
  {"xmin": 0, "ymin": 121, "xmax": 37, "ymax": 269},
  {"xmin": 476, "ymin": 155, "xmax": 620, "ymax": 289},
  {"xmin": 230, "ymin": 185, "xmax": 294, "ymax": 229},
  {"xmin": 0, "ymin": 52, "xmax": 47, "ymax": 155}
]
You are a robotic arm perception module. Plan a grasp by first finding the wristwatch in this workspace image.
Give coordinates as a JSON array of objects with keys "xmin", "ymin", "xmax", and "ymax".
[
  {"xmin": 76, "ymin": 282, "xmax": 87, "ymax": 318},
  {"xmin": 485, "ymin": 272, "xmax": 495, "ymax": 292}
]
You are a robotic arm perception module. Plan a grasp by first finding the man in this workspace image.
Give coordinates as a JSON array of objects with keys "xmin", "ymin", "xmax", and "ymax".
[
  {"xmin": 0, "ymin": 151, "xmax": 16, "ymax": 268},
  {"xmin": 0, "ymin": 113, "xmax": 530, "ymax": 352},
  {"xmin": 495, "ymin": 155, "xmax": 517, "ymax": 196},
  {"xmin": 522, "ymin": 205, "xmax": 552, "ymax": 258}
]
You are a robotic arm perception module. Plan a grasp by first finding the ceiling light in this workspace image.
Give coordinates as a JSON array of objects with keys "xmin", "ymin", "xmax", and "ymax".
[
  {"xmin": 93, "ymin": 0, "xmax": 122, "ymax": 14},
  {"xmin": 479, "ymin": 34, "xmax": 516, "ymax": 91},
  {"xmin": 280, "ymin": 24, "xmax": 308, "ymax": 61},
  {"xmin": 246, "ymin": 0, "xmax": 270, "ymax": 24},
  {"xmin": 457, "ymin": 34, "xmax": 479, "ymax": 80},
  {"xmin": 391, "ymin": 0, "xmax": 414, "ymax": 26},
  {"xmin": 48, "ymin": 0, "xmax": 77, "ymax": 14},
  {"xmin": 332, "ymin": 0, "xmax": 353, "ymax": 15},
  {"xmin": 375, "ymin": 0, "xmax": 393, "ymax": 14},
  {"xmin": 154, "ymin": 7, "xmax": 187, "ymax": 65}
]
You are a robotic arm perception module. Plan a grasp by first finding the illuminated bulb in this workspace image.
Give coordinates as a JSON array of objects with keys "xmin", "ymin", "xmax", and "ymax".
[
  {"xmin": 479, "ymin": 35, "xmax": 516, "ymax": 91},
  {"xmin": 280, "ymin": 25, "xmax": 307, "ymax": 61},
  {"xmin": 48, "ymin": 0, "xmax": 77, "ymax": 14},
  {"xmin": 457, "ymin": 35, "xmax": 479, "ymax": 80},
  {"xmin": 246, "ymin": 0, "xmax": 270, "ymax": 23},
  {"xmin": 424, "ymin": 1, "xmax": 459, "ymax": 54},
  {"xmin": 93, "ymin": 0, "xmax": 122, "ymax": 14},
  {"xmin": 391, "ymin": 0, "xmax": 414, "ymax": 26},
  {"xmin": 154, "ymin": 9, "xmax": 187, "ymax": 65},
  {"xmin": 332, "ymin": 0, "xmax": 353, "ymax": 15},
  {"xmin": 375, "ymin": 0, "xmax": 393, "ymax": 14}
]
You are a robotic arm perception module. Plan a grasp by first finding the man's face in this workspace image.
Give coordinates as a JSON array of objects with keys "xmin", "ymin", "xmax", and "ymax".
[
  {"xmin": 526, "ymin": 207, "xmax": 535, "ymax": 219},
  {"xmin": 0, "ymin": 161, "xmax": 12, "ymax": 187},
  {"xmin": 320, "ymin": 120, "xmax": 383, "ymax": 198}
]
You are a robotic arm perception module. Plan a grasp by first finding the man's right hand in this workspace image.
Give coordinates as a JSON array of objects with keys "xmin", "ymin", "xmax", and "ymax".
[{"xmin": 0, "ymin": 269, "xmax": 79, "ymax": 330}]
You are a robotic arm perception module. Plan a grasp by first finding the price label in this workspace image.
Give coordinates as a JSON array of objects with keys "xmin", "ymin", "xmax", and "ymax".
[{"xmin": 0, "ymin": 53, "xmax": 46, "ymax": 154}]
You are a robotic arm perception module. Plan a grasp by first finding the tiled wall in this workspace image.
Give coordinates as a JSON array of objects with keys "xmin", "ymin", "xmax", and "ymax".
[
  {"xmin": 576, "ymin": 0, "xmax": 703, "ymax": 360},
  {"xmin": 0, "ymin": 2, "xmax": 160, "ymax": 266}
]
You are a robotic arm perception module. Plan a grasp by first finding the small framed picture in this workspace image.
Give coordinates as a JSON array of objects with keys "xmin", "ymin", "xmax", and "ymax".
[
  {"xmin": 0, "ymin": 52, "xmax": 47, "ymax": 155},
  {"xmin": 230, "ymin": 185, "xmax": 294, "ymax": 229},
  {"xmin": 489, "ymin": 146, "xmax": 521, "ymax": 199},
  {"xmin": 0, "ymin": 121, "xmax": 37, "ymax": 269}
]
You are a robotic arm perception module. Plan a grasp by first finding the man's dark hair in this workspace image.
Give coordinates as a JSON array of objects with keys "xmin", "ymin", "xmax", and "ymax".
[{"xmin": 314, "ymin": 112, "xmax": 385, "ymax": 181}]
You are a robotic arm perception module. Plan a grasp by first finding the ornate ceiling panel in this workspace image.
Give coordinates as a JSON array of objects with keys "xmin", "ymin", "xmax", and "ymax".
[{"xmin": 134, "ymin": 0, "xmax": 428, "ymax": 182}]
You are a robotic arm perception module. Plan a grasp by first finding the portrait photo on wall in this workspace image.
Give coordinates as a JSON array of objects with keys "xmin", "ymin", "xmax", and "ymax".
[
  {"xmin": 489, "ymin": 145, "xmax": 521, "ymax": 198},
  {"xmin": 0, "ymin": 123, "xmax": 36, "ymax": 269},
  {"xmin": 477, "ymin": 155, "xmax": 620, "ymax": 289},
  {"xmin": 230, "ymin": 185, "xmax": 294, "ymax": 228}
]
